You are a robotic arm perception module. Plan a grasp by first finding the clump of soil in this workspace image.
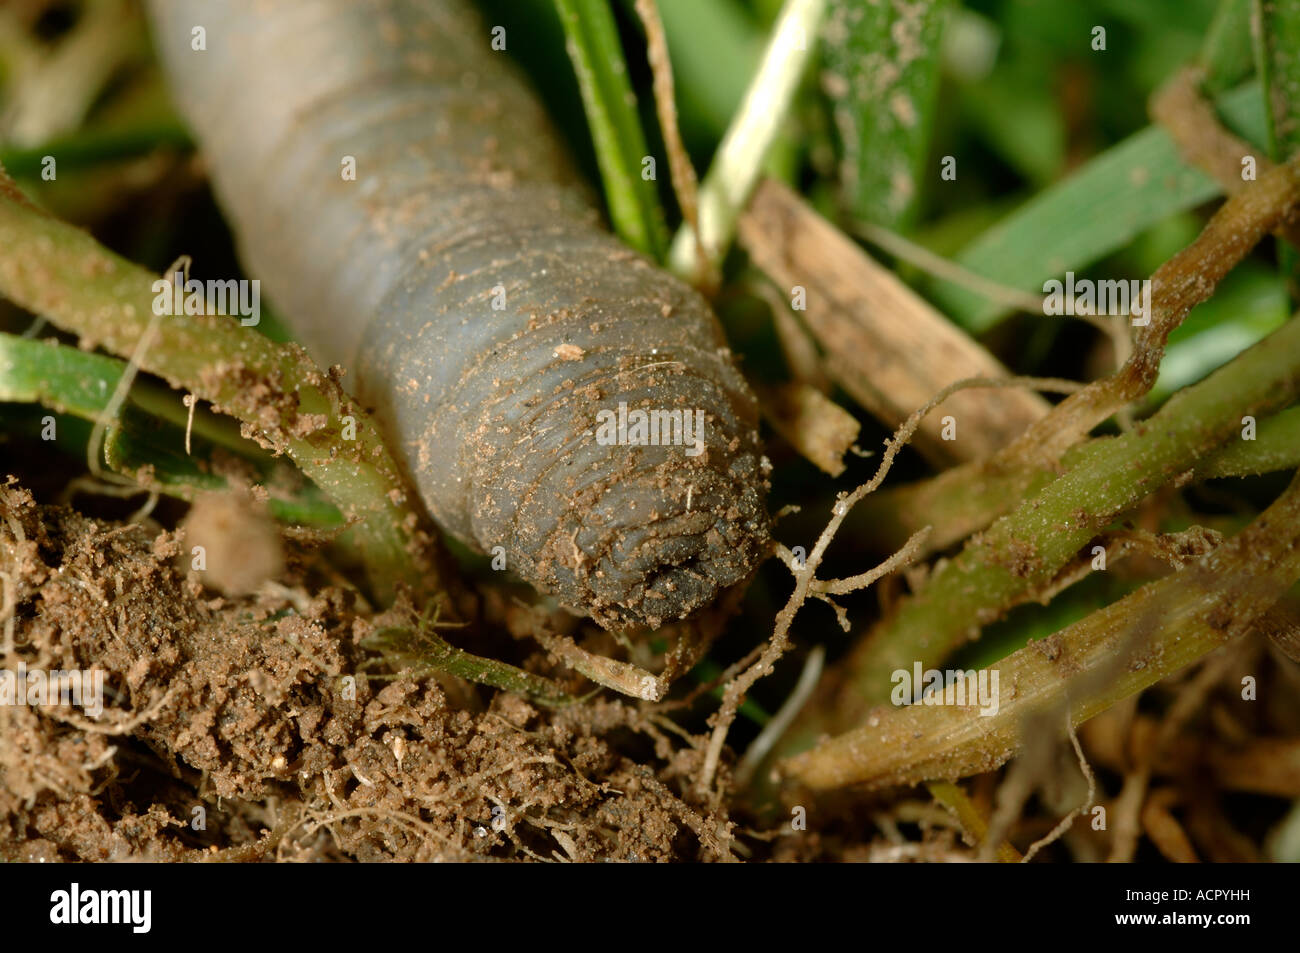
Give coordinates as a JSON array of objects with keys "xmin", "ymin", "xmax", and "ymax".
[{"xmin": 0, "ymin": 481, "xmax": 736, "ymax": 862}]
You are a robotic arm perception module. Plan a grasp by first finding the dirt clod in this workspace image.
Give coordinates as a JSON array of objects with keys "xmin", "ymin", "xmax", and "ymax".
[{"xmin": 0, "ymin": 483, "xmax": 733, "ymax": 862}]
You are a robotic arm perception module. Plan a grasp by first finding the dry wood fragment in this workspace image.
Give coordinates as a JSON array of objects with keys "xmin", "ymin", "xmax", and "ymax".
[
  {"xmin": 757, "ymin": 381, "xmax": 860, "ymax": 476},
  {"xmin": 739, "ymin": 178, "xmax": 1050, "ymax": 464}
]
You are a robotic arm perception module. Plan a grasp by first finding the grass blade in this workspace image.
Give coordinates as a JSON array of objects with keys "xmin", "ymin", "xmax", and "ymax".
[
  {"xmin": 1202, "ymin": 0, "xmax": 1255, "ymax": 93},
  {"xmin": 0, "ymin": 174, "xmax": 442, "ymax": 605},
  {"xmin": 648, "ymin": 0, "xmax": 763, "ymax": 141},
  {"xmin": 1253, "ymin": 0, "xmax": 1300, "ymax": 158},
  {"xmin": 932, "ymin": 83, "xmax": 1268, "ymax": 332},
  {"xmin": 0, "ymin": 119, "xmax": 191, "ymax": 179},
  {"xmin": 803, "ymin": 312, "xmax": 1300, "ymax": 739},
  {"xmin": 365, "ymin": 619, "xmax": 574, "ymax": 707},
  {"xmin": 781, "ymin": 471, "xmax": 1300, "ymax": 791},
  {"xmin": 1253, "ymin": 0, "xmax": 1300, "ymax": 292},
  {"xmin": 0, "ymin": 332, "xmax": 125, "ymax": 417},
  {"xmin": 668, "ymin": 0, "xmax": 827, "ymax": 283},
  {"xmin": 553, "ymin": 0, "xmax": 670, "ymax": 260},
  {"xmin": 820, "ymin": 0, "xmax": 950, "ymax": 228},
  {"xmin": 0, "ymin": 332, "xmax": 343, "ymax": 525}
]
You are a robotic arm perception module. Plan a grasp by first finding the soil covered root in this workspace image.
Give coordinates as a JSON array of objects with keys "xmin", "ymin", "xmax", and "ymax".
[{"xmin": 0, "ymin": 483, "xmax": 732, "ymax": 862}]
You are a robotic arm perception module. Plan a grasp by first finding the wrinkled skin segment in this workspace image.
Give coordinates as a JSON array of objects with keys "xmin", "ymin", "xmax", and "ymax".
[{"xmin": 148, "ymin": 0, "xmax": 769, "ymax": 627}]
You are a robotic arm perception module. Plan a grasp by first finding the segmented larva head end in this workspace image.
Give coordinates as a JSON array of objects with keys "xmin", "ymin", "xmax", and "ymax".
[{"xmin": 527, "ymin": 436, "xmax": 771, "ymax": 630}]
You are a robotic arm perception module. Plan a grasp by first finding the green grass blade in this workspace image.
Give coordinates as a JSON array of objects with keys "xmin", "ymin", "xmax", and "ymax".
[
  {"xmin": 648, "ymin": 0, "xmax": 763, "ymax": 141},
  {"xmin": 0, "ymin": 332, "xmax": 343, "ymax": 525},
  {"xmin": 1253, "ymin": 0, "xmax": 1300, "ymax": 158},
  {"xmin": 553, "ymin": 0, "xmax": 670, "ymax": 260},
  {"xmin": 668, "ymin": 0, "xmax": 827, "ymax": 282},
  {"xmin": 365, "ymin": 623, "xmax": 575, "ymax": 707},
  {"xmin": 1253, "ymin": 0, "xmax": 1300, "ymax": 293},
  {"xmin": 0, "ymin": 180, "xmax": 440, "ymax": 604},
  {"xmin": 932, "ymin": 82, "xmax": 1268, "ymax": 333},
  {"xmin": 0, "ymin": 120, "xmax": 192, "ymax": 178},
  {"xmin": 820, "ymin": 0, "xmax": 949, "ymax": 228},
  {"xmin": 1202, "ymin": 0, "xmax": 1255, "ymax": 93},
  {"xmin": 105, "ymin": 411, "xmax": 343, "ymax": 526},
  {"xmin": 0, "ymin": 333, "xmax": 126, "ymax": 417}
]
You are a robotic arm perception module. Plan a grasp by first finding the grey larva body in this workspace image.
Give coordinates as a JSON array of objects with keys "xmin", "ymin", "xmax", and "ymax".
[{"xmin": 148, "ymin": 0, "xmax": 769, "ymax": 627}]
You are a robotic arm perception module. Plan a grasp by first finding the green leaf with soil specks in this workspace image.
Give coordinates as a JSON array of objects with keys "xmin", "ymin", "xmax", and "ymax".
[
  {"xmin": 821, "ymin": 0, "xmax": 949, "ymax": 228},
  {"xmin": 365, "ymin": 621, "xmax": 575, "ymax": 707},
  {"xmin": 105, "ymin": 411, "xmax": 343, "ymax": 527},
  {"xmin": 0, "ymin": 333, "xmax": 342, "ymax": 525}
]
